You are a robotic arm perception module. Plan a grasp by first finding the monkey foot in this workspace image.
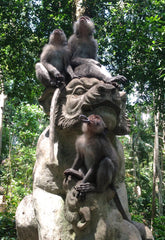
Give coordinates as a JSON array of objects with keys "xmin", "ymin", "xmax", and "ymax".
[
  {"xmin": 50, "ymin": 80, "xmax": 65, "ymax": 88},
  {"xmin": 110, "ymin": 75, "xmax": 127, "ymax": 84},
  {"xmin": 75, "ymin": 182, "xmax": 96, "ymax": 200}
]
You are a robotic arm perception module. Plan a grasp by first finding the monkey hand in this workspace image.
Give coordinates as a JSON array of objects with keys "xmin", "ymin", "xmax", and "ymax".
[
  {"xmin": 55, "ymin": 73, "xmax": 65, "ymax": 81},
  {"xmin": 64, "ymin": 168, "xmax": 84, "ymax": 180}
]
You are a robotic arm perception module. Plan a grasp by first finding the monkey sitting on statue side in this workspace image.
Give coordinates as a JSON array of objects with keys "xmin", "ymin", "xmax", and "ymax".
[
  {"xmin": 64, "ymin": 114, "xmax": 154, "ymax": 240},
  {"xmin": 68, "ymin": 16, "xmax": 126, "ymax": 85},
  {"xmin": 64, "ymin": 114, "xmax": 119, "ymax": 199},
  {"xmin": 35, "ymin": 29, "xmax": 76, "ymax": 88}
]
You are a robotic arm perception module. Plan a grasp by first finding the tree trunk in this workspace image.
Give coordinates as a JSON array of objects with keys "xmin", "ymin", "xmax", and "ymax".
[
  {"xmin": 151, "ymin": 110, "xmax": 160, "ymax": 230},
  {"xmin": 74, "ymin": 0, "xmax": 86, "ymax": 19},
  {"xmin": 157, "ymin": 118, "xmax": 163, "ymax": 216},
  {"xmin": 0, "ymin": 71, "xmax": 7, "ymax": 159}
]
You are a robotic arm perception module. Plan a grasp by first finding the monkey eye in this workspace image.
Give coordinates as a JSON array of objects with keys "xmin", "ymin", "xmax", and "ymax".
[{"xmin": 73, "ymin": 86, "xmax": 86, "ymax": 95}]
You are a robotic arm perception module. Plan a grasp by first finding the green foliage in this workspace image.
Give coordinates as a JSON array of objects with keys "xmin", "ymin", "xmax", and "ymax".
[
  {"xmin": 34, "ymin": 0, "xmax": 75, "ymax": 37},
  {"xmin": 11, "ymin": 103, "xmax": 47, "ymax": 146},
  {"xmin": 1, "ymin": 146, "xmax": 35, "ymax": 200},
  {"xmin": 120, "ymin": 102, "xmax": 164, "ymax": 238},
  {"xmin": 0, "ymin": 146, "xmax": 36, "ymax": 239},
  {"xmin": 1, "ymin": 103, "xmax": 47, "ymax": 199},
  {"xmin": 0, "ymin": 0, "xmax": 42, "ymax": 103},
  {"xmin": 153, "ymin": 216, "xmax": 165, "ymax": 240},
  {"xmin": 91, "ymin": 0, "xmax": 165, "ymax": 112},
  {"xmin": 0, "ymin": 212, "xmax": 16, "ymax": 239},
  {"xmin": 2, "ymin": 103, "xmax": 47, "ymax": 158},
  {"xmin": 125, "ymin": 163, "xmax": 153, "ymax": 221},
  {"xmin": 0, "ymin": 104, "xmax": 47, "ymax": 238}
]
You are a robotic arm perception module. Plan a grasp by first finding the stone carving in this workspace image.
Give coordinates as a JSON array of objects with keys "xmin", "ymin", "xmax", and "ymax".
[
  {"xmin": 33, "ymin": 78, "xmax": 128, "ymax": 196},
  {"xmin": 16, "ymin": 77, "xmax": 153, "ymax": 240},
  {"xmin": 64, "ymin": 181, "xmax": 143, "ymax": 240},
  {"xmin": 16, "ymin": 195, "xmax": 38, "ymax": 240}
]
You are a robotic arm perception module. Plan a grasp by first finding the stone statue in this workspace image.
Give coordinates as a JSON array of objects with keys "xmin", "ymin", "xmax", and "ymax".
[
  {"xmin": 15, "ymin": 14, "xmax": 154, "ymax": 240},
  {"xmin": 16, "ymin": 77, "xmax": 154, "ymax": 240}
]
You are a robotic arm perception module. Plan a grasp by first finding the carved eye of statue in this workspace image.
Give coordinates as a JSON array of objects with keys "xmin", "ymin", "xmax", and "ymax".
[{"xmin": 73, "ymin": 86, "xmax": 86, "ymax": 96}]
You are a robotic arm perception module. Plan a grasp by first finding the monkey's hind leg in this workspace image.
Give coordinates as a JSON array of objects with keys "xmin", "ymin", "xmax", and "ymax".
[
  {"xmin": 35, "ymin": 62, "xmax": 52, "ymax": 87},
  {"xmin": 96, "ymin": 157, "xmax": 116, "ymax": 193}
]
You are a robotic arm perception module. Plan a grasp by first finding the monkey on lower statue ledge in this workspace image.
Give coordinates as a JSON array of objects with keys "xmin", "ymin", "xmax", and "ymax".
[
  {"xmin": 64, "ymin": 114, "xmax": 154, "ymax": 240},
  {"xmin": 64, "ymin": 114, "xmax": 118, "ymax": 199}
]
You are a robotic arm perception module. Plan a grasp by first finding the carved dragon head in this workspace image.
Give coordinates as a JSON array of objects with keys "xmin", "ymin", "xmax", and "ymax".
[{"xmin": 52, "ymin": 77, "xmax": 129, "ymax": 134}]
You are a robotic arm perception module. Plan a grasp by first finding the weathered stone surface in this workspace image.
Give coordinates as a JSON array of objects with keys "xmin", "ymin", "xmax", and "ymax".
[
  {"xmin": 16, "ymin": 195, "xmax": 38, "ymax": 240},
  {"xmin": 15, "ymin": 77, "xmax": 153, "ymax": 240},
  {"xmin": 33, "ymin": 188, "xmax": 73, "ymax": 240},
  {"xmin": 64, "ymin": 179, "xmax": 142, "ymax": 240}
]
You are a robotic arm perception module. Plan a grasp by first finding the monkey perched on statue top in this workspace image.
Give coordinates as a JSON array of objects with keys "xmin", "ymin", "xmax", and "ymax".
[
  {"xmin": 68, "ymin": 16, "xmax": 98, "ymax": 62},
  {"xmin": 68, "ymin": 16, "xmax": 127, "ymax": 84},
  {"xmin": 35, "ymin": 29, "xmax": 76, "ymax": 88},
  {"xmin": 64, "ymin": 114, "xmax": 119, "ymax": 197}
]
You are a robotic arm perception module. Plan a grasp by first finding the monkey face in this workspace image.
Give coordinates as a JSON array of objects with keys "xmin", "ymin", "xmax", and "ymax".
[
  {"xmin": 88, "ymin": 114, "xmax": 104, "ymax": 125},
  {"xmin": 74, "ymin": 16, "xmax": 95, "ymax": 37},
  {"xmin": 81, "ymin": 114, "xmax": 106, "ymax": 134},
  {"xmin": 49, "ymin": 29, "xmax": 67, "ymax": 45},
  {"xmin": 79, "ymin": 16, "xmax": 90, "ymax": 25}
]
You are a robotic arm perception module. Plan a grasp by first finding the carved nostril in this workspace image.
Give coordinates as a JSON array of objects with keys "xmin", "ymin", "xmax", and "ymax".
[
  {"xmin": 98, "ymin": 85, "xmax": 106, "ymax": 93},
  {"xmin": 111, "ymin": 88, "xmax": 116, "ymax": 94}
]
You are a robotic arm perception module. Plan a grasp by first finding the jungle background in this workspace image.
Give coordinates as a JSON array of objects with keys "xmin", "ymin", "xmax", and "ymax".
[{"xmin": 0, "ymin": 0, "xmax": 164, "ymax": 239}]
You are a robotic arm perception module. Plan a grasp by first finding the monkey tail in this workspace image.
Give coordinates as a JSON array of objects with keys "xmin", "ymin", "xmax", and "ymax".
[
  {"xmin": 112, "ymin": 188, "xmax": 130, "ymax": 221},
  {"xmin": 112, "ymin": 187, "xmax": 149, "ymax": 240}
]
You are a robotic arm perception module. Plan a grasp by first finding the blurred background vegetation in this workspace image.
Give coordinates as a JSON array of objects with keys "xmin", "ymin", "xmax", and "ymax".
[{"xmin": 0, "ymin": 0, "xmax": 164, "ymax": 239}]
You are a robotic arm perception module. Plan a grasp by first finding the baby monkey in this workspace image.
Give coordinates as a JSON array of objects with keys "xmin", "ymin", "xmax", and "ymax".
[
  {"xmin": 64, "ymin": 114, "xmax": 119, "ymax": 198},
  {"xmin": 35, "ymin": 29, "xmax": 76, "ymax": 88}
]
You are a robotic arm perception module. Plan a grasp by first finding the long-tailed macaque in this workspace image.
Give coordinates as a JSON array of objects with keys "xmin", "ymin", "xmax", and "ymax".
[
  {"xmin": 68, "ymin": 16, "xmax": 126, "ymax": 84},
  {"xmin": 64, "ymin": 114, "xmax": 152, "ymax": 240},
  {"xmin": 35, "ymin": 29, "xmax": 76, "ymax": 88},
  {"xmin": 64, "ymin": 114, "xmax": 119, "ymax": 196}
]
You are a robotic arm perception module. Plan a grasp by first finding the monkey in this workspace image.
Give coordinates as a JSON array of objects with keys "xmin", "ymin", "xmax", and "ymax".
[
  {"xmin": 68, "ymin": 16, "xmax": 98, "ymax": 63},
  {"xmin": 35, "ymin": 29, "xmax": 77, "ymax": 88},
  {"xmin": 64, "ymin": 114, "xmax": 152, "ymax": 240},
  {"xmin": 68, "ymin": 16, "xmax": 127, "ymax": 84},
  {"xmin": 64, "ymin": 114, "xmax": 119, "ymax": 197}
]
